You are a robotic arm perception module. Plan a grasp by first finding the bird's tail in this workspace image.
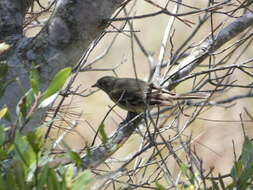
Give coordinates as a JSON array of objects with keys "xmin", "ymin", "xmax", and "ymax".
[
  {"xmin": 149, "ymin": 91, "xmax": 208, "ymax": 106},
  {"xmin": 173, "ymin": 92, "xmax": 209, "ymax": 100}
]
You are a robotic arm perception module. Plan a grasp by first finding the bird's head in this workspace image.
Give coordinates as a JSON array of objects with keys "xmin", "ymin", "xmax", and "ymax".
[{"xmin": 92, "ymin": 76, "xmax": 116, "ymax": 92}]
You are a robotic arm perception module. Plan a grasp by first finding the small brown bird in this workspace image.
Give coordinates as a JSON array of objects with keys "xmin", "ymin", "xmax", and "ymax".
[{"xmin": 92, "ymin": 76, "xmax": 207, "ymax": 112}]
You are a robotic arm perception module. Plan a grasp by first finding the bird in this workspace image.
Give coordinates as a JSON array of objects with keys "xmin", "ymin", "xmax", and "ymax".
[{"xmin": 92, "ymin": 76, "xmax": 207, "ymax": 113}]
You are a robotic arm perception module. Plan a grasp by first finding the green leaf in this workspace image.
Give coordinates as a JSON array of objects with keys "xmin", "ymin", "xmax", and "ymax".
[
  {"xmin": 0, "ymin": 175, "xmax": 8, "ymax": 190},
  {"xmin": 0, "ymin": 63, "xmax": 8, "ymax": 78},
  {"xmin": 18, "ymin": 96, "xmax": 28, "ymax": 119},
  {"xmin": 86, "ymin": 146, "xmax": 92, "ymax": 158},
  {"xmin": 0, "ymin": 125, "xmax": 5, "ymax": 145},
  {"xmin": 179, "ymin": 162, "xmax": 189, "ymax": 177},
  {"xmin": 26, "ymin": 129, "xmax": 44, "ymax": 154},
  {"xmin": 6, "ymin": 173, "xmax": 18, "ymax": 190},
  {"xmin": 241, "ymin": 137, "xmax": 253, "ymax": 167},
  {"xmin": 0, "ymin": 148, "xmax": 8, "ymax": 160},
  {"xmin": 69, "ymin": 151, "xmax": 82, "ymax": 169},
  {"xmin": 226, "ymin": 182, "xmax": 236, "ymax": 189},
  {"xmin": 0, "ymin": 42, "xmax": 11, "ymax": 55},
  {"xmin": 0, "ymin": 106, "xmax": 11, "ymax": 122},
  {"xmin": 230, "ymin": 137, "xmax": 253, "ymax": 189},
  {"xmin": 39, "ymin": 93, "xmax": 58, "ymax": 108},
  {"xmin": 64, "ymin": 166, "xmax": 74, "ymax": 187},
  {"xmin": 98, "ymin": 123, "xmax": 108, "ymax": 144},
  {"xmin": 29, "ymin": 66, "xmax": 40, "ymax": 95},
  {"xmin": 0, "ymin": 107, "xmax": 8, "ymax": 118},
  {"xmin": 72, "ymin": 170, "xmax": 92, "ymax": 190},
  {"xmin": 47, "ymin": 168, "xmax": 61, "ymax": 190},
  {"xmin": 25, "ymin": 89, "xmax": 35, "ymax": 109},
  {"xmin": 14, "ymin": 133, "xmax": 36, "ymax": 169},
  {"xmin": 155, "ymin": 182, "xmax": 167, "ymax": 190},
  {"xmin": 30, "ymin": 79, "xmax": 38, "ymax": 95},
  {"xmin": 230, "ymin": 160, "xmax": 243, "ymax": 180},
  {"xmin": 16, "ymin": 89, "xmax": 35, "ymax": 121},
  {"xmin": 211, "ymin": 180, "xmax": 219, "ymax": 190},
  {"xmin": 238, "ymin": 162, "xmax": 253, "ymax": 189},
  {"xmin": 41, "ymin": 67, "xmax": 72, "ymax": 101},
  {"xmin": 38, "ymin": 164, "xmax": 50, "ymax": 189},
  {"xmin": 14, "ymin": 161, "xmax": 27, "ymax": 190}
]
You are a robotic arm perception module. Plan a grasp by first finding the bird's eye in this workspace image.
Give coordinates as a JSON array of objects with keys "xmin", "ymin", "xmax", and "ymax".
[{"xmin": 99, "ymin": 81, "xmax": 106, "ymax": 88}]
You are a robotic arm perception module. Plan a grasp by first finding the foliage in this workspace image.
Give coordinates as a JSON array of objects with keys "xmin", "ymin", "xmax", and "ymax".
[
  {"xmin": 0, "ymin": 67, "xmax": 92, "ymax": 189},
  {"xmin": 1, "ymin": 123, "xmax": 252, "ymax": 189},
  {"xmin": 171, "ymin": 136, "xmax": 253, "ymax": 190},
  {"xmin": 0, "ymin": 128, "xmax": 92, "ymax": 190}
]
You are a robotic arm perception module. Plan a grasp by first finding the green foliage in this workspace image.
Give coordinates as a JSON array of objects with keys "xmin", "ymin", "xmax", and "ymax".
[
  {"xmin": 0, "ymin": 66, "xmax": 93, "ymax": 189},
  {"xmin": 175, "ymin": 136, "xmax": 253, "ymax": 190},
  {"xmin": 41, "ymin": 67, "xmax": 72, "ymax": 101},
  {"xmin": 229, "ymin": 137, "xmax": 253, "ymax": 189},
  {"xmin": 0, "ymin": 66, "xmax": 72, "ymax": 127},
  {"xmin": 0, "ymin": 107, "xmax": 11, "ymax": 122},
  {"xmin": 0, "ymin": 63, "xmax": 8, "ymax": 78},
  {"xmin": 179, "ymin": 162, "xmax": 197, "ymax": 186},
  {"xmin": 0, "ymin": 126, "xmax": 5, "ymax": 146},
  {"xmin": 29, "ymin": 65, "xmax": 40, "ymax": 95},
  {"xmin": 72, "ymin": 170, "xmax": 92, "ymax": 190},
  {"xmin": 61, "ymin": 141, "xmax": 83, "ymax": 170},
  {"xmin": 98, "ymin": 123, "xmax": 108, "ymax": 144},
  {"xmin": 38, "ymin": 67, "xmax": 72, "ymax": 109},
  {"xmin": 69, "ymin": 151, "xmax": 83, "ymax": 170},
  {"xmin": 16, "ymin": 89, "xmax": 35, "ymax": 123},
  {"xmin": 26, "ymin": 128, "xmax": 44, "ymax": 156},
  {"xmin": 155, "ymin": 182, "xmax": 167, "ymax": 190},
  {"xmin": 0, "ymin": 128, "xmax": 93, "ymax": 190},
  {"xmin": 0, "ymin": 62, "xmax": 16, "ymax": 99},
  {"xmin": 2, "ymin": 64, "xmax": 253, "ymax": 189}
]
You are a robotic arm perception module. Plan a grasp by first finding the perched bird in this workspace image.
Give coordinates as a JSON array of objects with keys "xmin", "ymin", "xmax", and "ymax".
[{"xmin": 92, "ymin": 76, "xmax": 207, "ymax": 112}]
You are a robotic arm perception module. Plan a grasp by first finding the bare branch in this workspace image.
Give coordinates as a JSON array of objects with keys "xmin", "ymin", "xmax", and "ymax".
[{"xmin": 166, "ymin": 11, "xmax": 253, "ymax": 89}]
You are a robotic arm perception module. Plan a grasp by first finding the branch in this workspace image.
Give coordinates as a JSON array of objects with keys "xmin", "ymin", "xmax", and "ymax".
[
  {"xmin": 81, "ymin": 112, "xmax": 141, "ymax": 169},
  {"xmin": 166, "ymin": 11, "xmax": 253, "ymax": 89},
  {"xmin": 77, "ymin": 7, "xmax": 253, "ymax": 171}
]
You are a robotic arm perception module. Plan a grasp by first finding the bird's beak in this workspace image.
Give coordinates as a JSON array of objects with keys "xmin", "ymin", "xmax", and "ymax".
[{"xmin": 91, "ymin": 83, "xmax": 97, "ymax": 88}]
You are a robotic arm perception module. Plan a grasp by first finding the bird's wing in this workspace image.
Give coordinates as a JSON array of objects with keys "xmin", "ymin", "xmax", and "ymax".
[{"xmin": 109, "ymin": 88, "xmax": 146, "ymax": 108}]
